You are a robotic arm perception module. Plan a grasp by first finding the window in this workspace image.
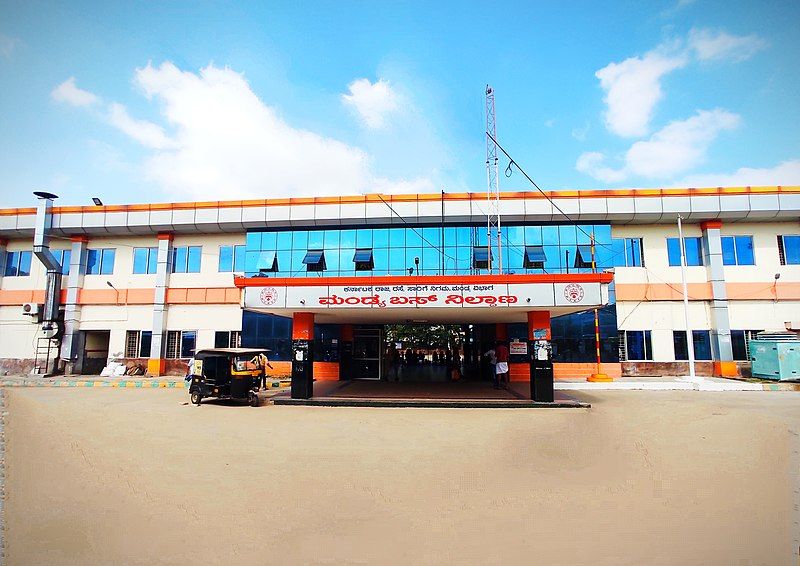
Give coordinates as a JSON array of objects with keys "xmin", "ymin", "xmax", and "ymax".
[
  {"xmin": 731, "ymin": 330, "xmax": 761, "ymax": 361},
  {"xmin": 574, "ymin": 245, "xmax": 594, "ymax": 269},
  {"xmin": 166, "ymin": 330, "xmax": 196, "ymax": 359},
  {"xmin": 214, "ymin": 330, "xmax": 241, "ymax": 348},
  {"xmin": 124, "ymin": 330, "xmax": 152, "ymax": 358},
  {"xmin": 218, "ymin": 245, "xmax": 246, "ymax": 272},
  {"xmin": 133, "ymin": 247, "xmax": 158, "ymax": 274},
  {"xmin": 673, "ymin": 330, "xmax": 712, "ymax": 361},
  {"xmin": 523, "ymin": 246, "xmax": 546, "ymax": 269},
  {"xmin": 171, "ymin": 246, "xmax": 202, "ymax": 273},
  {"xmin": 473, "ymin": 247, "xmax": 492, "ymax": 269},
  {"xmin": 4, "ymin": 250, "xmax": 33, "ymax": 277},
  {"xmin": 667, "ymin": 237, "xmax": 703, "ymax": 266},
  {"xmin": 86, "ymin": 248, "xmax": 115, "ymax": 275},
  {"xmin": 618, "ymin": 330, "xmax": 652, "ymax": 361},
  {"xmin": 302, "ymin": 250, "xmax": 326, "ymax": 272},
  {"xmin": 353, "ymin": 249, "xmax": 374, "ymax": 271},
  {"xmin": 778, "ymin": 235, "xmax": 800, "ymax": 265},
  {"xmin": 721, "ymin": 236, "xmax": 754, "ymax": 266},
  {"xmin": 53, "ymin": 249, "xmax": 71, "ymax": 275},
  {"xmin": 612, "ymin": 238, "xmax": 644, "ymax": 267}
]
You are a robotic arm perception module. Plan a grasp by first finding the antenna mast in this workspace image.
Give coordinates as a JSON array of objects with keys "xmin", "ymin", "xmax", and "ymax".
[{"xmin": 485, "ymin": 85, "xmax": 502, "ymax": 274}]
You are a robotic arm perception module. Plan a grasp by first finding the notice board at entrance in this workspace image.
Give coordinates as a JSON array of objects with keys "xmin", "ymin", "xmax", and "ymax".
[{"xmin": 244, "ymin": 282, "xmax": 604, "ymax": 310}]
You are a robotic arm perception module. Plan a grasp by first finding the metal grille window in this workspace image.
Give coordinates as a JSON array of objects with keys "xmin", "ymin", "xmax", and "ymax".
[
  {"xmin": 124, "ymin": 330, "xmax": 152, "ymax": 358},
  {"xmin": 778, "ymin": 235, "xmax": 800, "ymax": 265},
  {"xmin": 214, "ymin": 330, "xmax": 242, "ymax": 348},
  {"xmin": 3, "ymin": 250, "xmax": 33, "ymax": 277},
  {"xmin": 673, "ymin": 330, "xmax": 712, "ymax": 361},
  {"xmin": 133, "ymin": 247, "xmax": 158, "ymax": 274},
  {"xmin": 353, "ymin": 249, "xmax": 374, "ymax": 271},
  {"xmin": 166, "ymin": 331, "xmax": 181, "ymax": 359},
  {"xmin": 618, "ymin": 330, "xmax": 652, "ymax": 361}
]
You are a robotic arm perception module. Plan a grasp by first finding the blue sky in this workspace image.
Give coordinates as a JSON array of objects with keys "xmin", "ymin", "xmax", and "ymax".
[{"xmin": 1, "ymin": 0, "xmax": 799, "ymax": 207}]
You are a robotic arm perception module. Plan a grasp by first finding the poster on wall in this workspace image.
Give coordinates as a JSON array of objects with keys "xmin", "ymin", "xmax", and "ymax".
[{"xmin": 509, "ymin": 340, "xmax": 528, "ymax": 355}]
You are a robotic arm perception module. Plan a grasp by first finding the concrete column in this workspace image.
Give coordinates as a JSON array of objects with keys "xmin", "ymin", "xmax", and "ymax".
[
  {"xmin": 527, "ymin": 311, "xmax": 553, "ymax": 402},
  {"xmin": 148, "ymin": 233, "xmax": 173, "ymax": 376},
  {"xmin": 700, "ymin": 220, "xmax": 735, "ymax": 375},
  {"xmin": 60, "ymin": 235, "xmax": 88, "ymax": 371},
  {"xmin": 291, "ymin": 312, "xmax": 315, "ymax": 399},
  {"xmin": 340, "ymin": 324, "xmax": 354, "ymax": 380}
]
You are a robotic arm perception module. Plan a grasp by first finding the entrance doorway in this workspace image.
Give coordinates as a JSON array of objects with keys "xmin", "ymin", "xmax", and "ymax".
[
  {"xmin": 351, "ymin": 328, "xmax": 382, "ymax": 380},
  {"xmin": 75, "ymin": 330, "xmax": 110, "ymax": 375},
  {"xmin": 384, "ymin": 323, "xmax": 468, "ymax": 382}
]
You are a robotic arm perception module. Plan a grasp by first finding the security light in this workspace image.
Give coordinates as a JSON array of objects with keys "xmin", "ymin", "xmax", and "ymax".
[
  {"xmin": 33, "ymin": 191, "xmax": 59, "ymax": 200},
  {"xmin": 92, "ymin": 197, "xmax": 103, "ymax": 206}
]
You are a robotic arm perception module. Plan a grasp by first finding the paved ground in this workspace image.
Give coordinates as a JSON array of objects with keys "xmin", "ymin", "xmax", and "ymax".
[{"xmin": 3, "ymin": 387, "xmax": 799, "ymax": 565}]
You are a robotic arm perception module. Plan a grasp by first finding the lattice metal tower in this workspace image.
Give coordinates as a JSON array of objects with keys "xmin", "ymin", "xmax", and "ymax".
[{"xmin": 485, "ymin": 85, "xmax": 502, "ymax": 274}]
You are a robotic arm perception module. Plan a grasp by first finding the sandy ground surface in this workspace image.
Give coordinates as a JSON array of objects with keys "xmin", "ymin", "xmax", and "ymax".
[{"xmin": 4, "ymin": 388, "xmax": 799, "ymax": 566}]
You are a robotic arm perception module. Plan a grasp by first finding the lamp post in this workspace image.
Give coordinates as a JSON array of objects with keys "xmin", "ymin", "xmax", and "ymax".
[{"xmin": 677, "ymin": 215, "xmax": 698, "ymax": 382}]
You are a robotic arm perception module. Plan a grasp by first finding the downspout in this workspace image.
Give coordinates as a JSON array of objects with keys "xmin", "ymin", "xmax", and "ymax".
[{"xmin": 32, "ymin": 191, "xmax": 64, "ymax": 372}]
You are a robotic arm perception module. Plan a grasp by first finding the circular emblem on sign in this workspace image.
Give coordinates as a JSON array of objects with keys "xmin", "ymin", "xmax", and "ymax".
[
  {"xmin": 564, "ymin": 283, "xmax": 584, "ymax": 303},
  {"xmin": 259, "ymin": 287, "xmax": 278, "ymax": 305}
]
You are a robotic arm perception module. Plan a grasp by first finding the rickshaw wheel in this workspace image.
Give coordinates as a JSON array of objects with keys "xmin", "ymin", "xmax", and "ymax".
[
  {"xmin": 190, "ymin": 391, "xmax": 202, "ymax": 405},
  {"xmin": 248, "ymin": 392, "xmax": 259, "ymax": 407}
]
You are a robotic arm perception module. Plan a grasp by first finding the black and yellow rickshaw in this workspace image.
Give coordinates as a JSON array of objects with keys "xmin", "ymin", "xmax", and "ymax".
[{"xmin": 188, "ymin": 348, "xmax": 269, "ymax": 407}]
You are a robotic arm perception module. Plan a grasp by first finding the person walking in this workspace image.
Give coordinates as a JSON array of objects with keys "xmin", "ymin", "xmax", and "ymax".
[{"xmin": 495, "ymin": 340, "xmax": 510, "ymax": 388}]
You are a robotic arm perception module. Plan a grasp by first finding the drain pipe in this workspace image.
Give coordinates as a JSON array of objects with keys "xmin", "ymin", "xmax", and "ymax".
[{"xmin": 32, "ymin": 191, "xmax": 63, "ymax": 374}]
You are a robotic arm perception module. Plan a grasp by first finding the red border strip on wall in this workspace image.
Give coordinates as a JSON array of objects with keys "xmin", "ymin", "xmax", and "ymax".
[{"xmin": 234, "ymin": 273, "xmax": 614, "ymax": 288}]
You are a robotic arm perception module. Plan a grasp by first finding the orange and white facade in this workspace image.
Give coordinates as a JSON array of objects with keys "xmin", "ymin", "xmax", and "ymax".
[{"xmin": 0, "ymin": 185, "xmax": 798, "ymax": 380}]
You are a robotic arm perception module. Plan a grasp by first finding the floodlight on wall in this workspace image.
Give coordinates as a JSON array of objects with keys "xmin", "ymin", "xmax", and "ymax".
[{"xmin": 92, "ymin": 197, "xmax": 103, "ymax": 206}]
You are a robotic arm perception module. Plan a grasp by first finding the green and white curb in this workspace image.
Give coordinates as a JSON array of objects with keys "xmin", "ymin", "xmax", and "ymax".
[{"xmin": 0, "ymin": 378, "xmax": 291, "ymax": 390}]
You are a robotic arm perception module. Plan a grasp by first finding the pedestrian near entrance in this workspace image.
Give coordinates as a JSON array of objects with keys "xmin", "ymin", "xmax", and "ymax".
[
  {"xmin": 495, "ymin": 341, "xmax": 509, "ymax": 387},
  {"xmin": 484, "ymin": 345, "xmax": 498, "ymax": 388},
  {"xmin": 250, "ymin": 352, "xmax": 273, "ymax": 390},
  {"xmin": 385, "ymin": 343, "xmax": 400, "ymax": 381}
]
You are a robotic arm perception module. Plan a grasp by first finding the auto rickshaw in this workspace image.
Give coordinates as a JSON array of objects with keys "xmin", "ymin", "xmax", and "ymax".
[{"xmin": 188, "ymin": 348, "xmax": 269, "ymax": 407}]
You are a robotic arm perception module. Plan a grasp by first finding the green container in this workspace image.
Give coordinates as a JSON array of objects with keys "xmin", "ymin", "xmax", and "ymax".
[{"xmin": 749, "ymin": 340, "xmax": 800, "ymax": 381}]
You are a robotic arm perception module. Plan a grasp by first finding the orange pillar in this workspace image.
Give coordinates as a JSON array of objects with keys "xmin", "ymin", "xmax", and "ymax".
[
  {"xmin": 527, "ymin": 311, "xmax": 551, "ymax": 340},
  {"xmin": 527, "ymin": 311, "xmax": 553, "ymax": 401},
  {"xmin": 291, "ymin": 312, "xmax": 315, "ymax": 399},
  {"xmin": 292, "ymin": 312, "xmax": 315, "ymax": 340}
]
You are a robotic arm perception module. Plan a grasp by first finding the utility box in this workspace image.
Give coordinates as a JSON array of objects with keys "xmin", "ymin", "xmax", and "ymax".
[{"xmin": 749, "ymin": 332, "xmax": 800, "ymax": 381}]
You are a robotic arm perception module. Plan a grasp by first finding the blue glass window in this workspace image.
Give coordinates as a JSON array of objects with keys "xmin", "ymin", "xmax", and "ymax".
[
  {"xmin": 574, "ymin": 245, "xmax": 593, "ymax": 268},
  {"xmin": 625, "ymin": 238, "xmax": 643, "ymax": 267},
  {"xmin": 171, "ymin": 246, "xmax": 201, "ymax": 273},
  {"xmin": 276, "ymin": 231, "xmax": 292, "ymax": 250},
  {"xmin": 133, "ymin": 247, "xmax": 158, "ymax": 274},
  {"xmin": 54, "ymin": 249, "xmax": 71, "ymax": 275},
  {"xmin": 621, "ymin": 330, "xmax": 652, "ymax": 361},
  {"xmin": 523, "ymin": 246, "xmax": 546, "ymax": 269},
  {"xmin": 721, "ymin": 236, "xmax": 754, "ymax": 266},
  {"xmin": 473, "ymin": 247, "xmax": 491, "ymax": 269},
  {"xmin": 667, "ymin": 237, "xmax": 703, "ymax": 266},
  {"xmin": 673, "ymin": 330, "xmax": 712, "ymax": 361},
  {"xmin": 87, "ymin": 248, "xmax": 115, "ymax": 275},
  {"xmin": 779, "ymin": 235, "xmax": 800, "ymax": 265},
  {"xmin": 353, "ymin": 249, "xmax": 374, "ymax": 271},
  {"xmin": 303, "ymin": 250, "xmax": 326, "ymax": 271},
  {"xmin": 4, "ymin": 250, "xmax": 32, "ymax": 276},
  {"xmin": 219, "ymin": 245, "xmax": 246, "ymax": 272}
]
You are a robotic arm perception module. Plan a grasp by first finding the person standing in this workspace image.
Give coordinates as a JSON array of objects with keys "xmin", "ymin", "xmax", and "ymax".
[
  {"xmin": 495, "ymin": 340, "xmax": 510, "ymax": 388},
  {"xmin": 484, "ymin": 345, "xmax": 498, "ymax": 388},
  {"xmin": 251, "ymin": 351, "xmax": 273, "ymax": 390},
  {"xmin": 385, "ymin": 343, "xmax": 400, "ymax": 382}
]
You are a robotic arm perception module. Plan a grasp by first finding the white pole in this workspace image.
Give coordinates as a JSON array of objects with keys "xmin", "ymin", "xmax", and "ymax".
[{"xmin": 677, "ymin": 215, "xmax": 697, "ymax": 381}]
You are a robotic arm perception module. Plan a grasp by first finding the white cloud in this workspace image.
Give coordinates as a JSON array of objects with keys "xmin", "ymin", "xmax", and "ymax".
[
  {"xmin": 107, "ymin": 102, "xmax": 176, "ymax": 150},
  {"xmin": 688, "ymin": 28, "xmax": 767, "ymax": 62},
  {"xmin": 571, "ymin": 121, "xmax": 590, "ymax": 142},
  {"xmin": 544, "ymin": 118, "xmax": 556, "ymax": 128},
  {"xmin": 576, "ymin": 108, "xmax": 740, "ymax": 183},
  {"xmin": 595, "ymin": 49, "xmax": 687, "ymax": 138},
  {"xmin": 341, "ymin": 78, "xmax": 400, "ymax": 129},
  {"xmin": 51, "ymin": 77, "xmax": 99, "ymax": 107},
  {"xmin": 677, "ymin": 159, "xmax": 800, "ymax": 187},
  {"xmin": 0, "ymin": 34, "xmax": 18, "ymax": 59}
]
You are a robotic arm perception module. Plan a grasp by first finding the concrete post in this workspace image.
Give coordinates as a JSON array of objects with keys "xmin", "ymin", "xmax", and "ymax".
[
  {"xmin": 528, "ymin": 311, "xmax": 554, "ymax": 401},
  {"xmin": 700, "ymin": 220, "xmax": 736, "ymax": 376},
  {"xmin": 60, "ymin": 235, "xmax": 88, "ymax": 372},
  {"xmin": 291, "ymin": 312, "xmax": 315, "ymax": 399},
  {"xmin": 148, "ymin": 233, "xmax": 173, "ymax": 376}
]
